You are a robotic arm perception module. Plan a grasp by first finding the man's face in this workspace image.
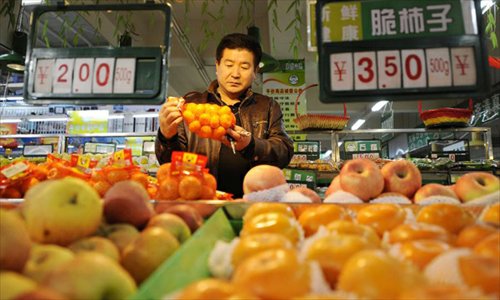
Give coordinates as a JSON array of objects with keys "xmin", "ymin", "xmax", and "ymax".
[{"xmin": 215, "ymin": 48, "xmax": 257, "ymax": 98}]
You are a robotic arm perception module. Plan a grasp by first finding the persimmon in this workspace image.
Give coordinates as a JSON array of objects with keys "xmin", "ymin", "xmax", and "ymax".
[
  {"xmin": 298, "ymin": 204, "xmax": 350, "ymax": 237},
  {"xmin": 231, "ymin": 233, "xmax": 293, "ymax": 268},
  {"xmin": 241, "ymin": 212, "xmax": 302, "ymax": 244},
  {"xmin": 243, "ymin": 202, "xmax": 295, "ymax": 223}
]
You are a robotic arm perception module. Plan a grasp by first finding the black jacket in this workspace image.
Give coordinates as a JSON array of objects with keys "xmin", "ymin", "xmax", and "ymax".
[{"xmin": 155, "ymin": 81, "xmax": 294, "ymax": 180}]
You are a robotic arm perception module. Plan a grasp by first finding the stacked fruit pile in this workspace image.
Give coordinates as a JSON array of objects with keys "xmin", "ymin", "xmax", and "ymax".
[
  {"xmin": 0, "ymin": 177, "xmax": 205, "ymax": 300},
  {"xmin": 182, "ymin": 103, "xmax": 236, "ymax": 140},
  {"xmin": 176, "ymin": 202, "xmax": 500, "ymax": 299},
  {"xmin": 325, "ymin": 158, "xmax": 499, "ymax": 204}
]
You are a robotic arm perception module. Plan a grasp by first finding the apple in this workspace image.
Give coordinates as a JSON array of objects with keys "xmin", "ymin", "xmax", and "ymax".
[
  {"xmin": 42, "ymin": 252, "xmax": 137, "ymax": 300},
  {"xmin": 22, "ymin": 178, "xmax": 103, "ymax": 246},
  {"xmin": 380, "ymin": 160, "xmax": 422, "ymax": 198},
  {"xmin": 0, "ymin": 209, "xmax": 32, "ymax": 272},
  {"xmin": 454, "ymin": 172, "xmax": 500, "ymax": 203},
  {"xmin": 14, "ymin": 287, "xmax": 68, "ymax": 300},
  {"xmin": 414, "ymin": 183, "xmax": 459, "ymax": 203},
  {"xmin": 159, "ymin": 204, "xmax": 204, "ymax": 233},
  {"xmin": 121, "ymin": 227, "xmax": 180, "ymax": 284},
  {"xmin": 325, "ymin": 175, "xmax": 342, "ymax": 198},
  {"xmin": 68, "ymin": 236, "xmax": 120, "ymax": 262},
  {"xmin": 339, "ymin": 158, "xmax": 384, "ymax": 201},
  {"xmin": 243, "ymin": 165, "xmax": 287, "ymax": 195},
  {"xmin": 23, "ymin": 244, "xmax": 74, "ymax": 283},
  {"xmin": 0, "ymin": 272, "xmax": 37, "ymax": 300},
  {"xmin": 103, "ymin": 180, "xmax": 155, "ymax": 229},
  {"xmin": 147, "ymin": 213, "xmax": 191, "ymax": 244},
  {"xmin": 97, "ymin": 223, "xmax": 140, "ymax": 254},
  {"xmin": 288, "ymin": 187, "xmax": 322, "ymax": 203}
]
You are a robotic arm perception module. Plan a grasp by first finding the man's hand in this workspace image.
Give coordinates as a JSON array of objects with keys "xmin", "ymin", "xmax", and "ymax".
[
  {"xmin": 221, "ymin": 125, "xmax": 252, "ymax": 151},
  {"xmin": 159, "ymin": 97, "xmax": 184, "ymax": 139}
]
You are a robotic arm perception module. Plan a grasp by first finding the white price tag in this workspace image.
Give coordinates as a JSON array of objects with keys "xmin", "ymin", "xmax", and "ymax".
[
  {"xmin": 426, "ymin": 48, "xmax": 452, "ymax": 87},
  {"xmin": 402, "ymin": 49, "xmax": 427, "ymax": 88},
  {"xmin": 451, "ymin": 47, "xmax": 476, "ymax": 86},
  {"xmin": 330, "ymin": 52, "xmax": 354, "ymax": 91},
  {"xmin": 34, "ymin": 59, "xmax": 54, "ymax": 93},
  {"xmin": 113, "ymin": 58, "xmax": 136, "ymax": 94},
  {"xmin": 73, "ymin": 58, "xmax": 94, "ymax": 94},
  {"xmin": 53, "ymin": 59, "xmax": 75, "ymax": 94},
  {"xmin": 377, "ymin": 50, "xmax": 401, "ymax": 89},
  {"xmin": 1, "ymin": 162, "xmax": 29, "ymax": 178},
  {"xmin": 93, "ymin": 58, "xmax": 115, "ymax": 93},
  {"xmin": 354, "ymin": 52, "xmax": 377, "ymax": 90}
]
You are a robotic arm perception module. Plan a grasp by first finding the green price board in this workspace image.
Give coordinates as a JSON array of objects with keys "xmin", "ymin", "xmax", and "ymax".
[
  {"xmin": 316, "ymin": 0, "xmax": 489, "ymax": 102},
  {"xmin": 24, "ymin": 3, "xmax": 171, "ymax": 105}
]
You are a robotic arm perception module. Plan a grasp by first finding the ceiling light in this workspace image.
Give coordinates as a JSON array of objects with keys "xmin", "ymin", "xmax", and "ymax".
[
  {"xmin": 0, "ymin": 118, "xmax": 22, "ymax": 123},
  {"xmin": 351, "ymin": 119, "xmax": 366, "ymax": 130},
  {"xmin": 133, "ymin": 113, "xmax": 158, "ymax": 118},
  {"xmin": 28, "ymin": 117, "xmax": 69, "ymax": 122},
  {"xmin": 371, "ymin": 100, "xmax": 389, "ymax": 112}
]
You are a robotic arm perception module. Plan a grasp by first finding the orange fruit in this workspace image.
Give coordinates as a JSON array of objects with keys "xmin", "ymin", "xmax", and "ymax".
[
  {"xmin": 212, "ymin": 126, "xmax": 226, "ymax": 140},
  {"xmin": 209, "ymin": 115, "xmax": 220, "ymax": 129},
  {"xmin": 243, "ymin": 202, "xmax": 295, "ymax": 223},
  {"xmin": 106, "ymin": 169, "xmax": 130, "ymax": 184},
  {"xmin": 456, "ymin": 223, "xmax": 497, "ymax": 248},
  {"xmin": 130, "ymin": 172, "xmax": 149, "ymax": 189},
  {"xmin": 206, "ymin": 104, "xmax": 220, "ymax": 115},
  {"xmin": 233, "ymin": 248, "xmax": 310, "ymax": 299},
  {"xmin": 182, "ymin": 110, "xmax": 195, "ymax": 124},
  {"xmin": 198, "ymin": 126, "xmax": 212, "ymax": 138},
  {"xmin": 219, "ymin": 106, "xmax": 231, "ymax": 115},
  {"xmin": 416, "ymin": 203, "xmax": 474, "ymax": 234},
  {"xmin": 388, "ymin": 222, "xmax": 451, "ymax": 244},
  {"xmin": 219, "ymin": 114, "xmax": 233, "ymax": 129},
  {"xmin": 480, "ymin": 203, "xmax": 500, "ymax": 226},
  {"xmin": 199, "ymin": 113, "xmax": 211, "ymax": 126},
  {"xmin": 91, "ymin": 170, "xmax": 106, "ymax": 182},
  {"xmin": 184, "ymin": 102, "xmax": 197, "ymax": 112},
  {"xmin": 200, "ymin": 185, "xmax": 216, "ymax": 200},
  {"xmin": 298, "ymin": 204, "xmax": 351, "ymax": 237},
  {"xmin": 304, "ymin": 234, "xmax": 377, "ymax": 287},
  {"xmin": 177, "ymin": 278, "xmax": 257, "ymax": 300},
  {"xmin": 356, "ymin": 203, "xmax": 406, "ymax": 236},
  {"xmin": 203, "ymin": 173, "xmax": 217, "ymax": 190},
  {"xmin": 393, "ymin": 239, "xmax": 451, "ymax": 270},
  {"xmin": 20, "ymin": 177, "xmax": 40, "ymax": 194},
  {"xmin": 231, "ymin": 233, "xmax": 294, "ymax": 268},
  {"xmin": 473, "ymin": 232, "xmax": 500, "ymax": 260},
  {"xmin": 147, "ymin": 185, "xmax": 158, "ymax": 199},
  {"xmin": 240, "ymin": 212, "xmax": 301, "ymax": 244},
  {"xmin": 193, "ymin": 104, "xmax": 205, "ymax": 116},
  {"xmin": 157, "ymin": 176, "xmax": 180, "ymax": 201},
  {"xmin": 326, "ymin": 220, "xmax": 381, "ymax": 247},
  {"xmin": 156, "ymin": 163, "xmax": 172, "ymax": 183},
  {"xmin": 93, "ymin": 180, "xmax": 112, "ymax": 197},
  {"xmin": 178, "ymin": 175, "xmax": 203, "ymax": 200},
  {"xmin": 459, "ymin": 254, "xmax": 500, "ymax": 295},
  {"xmin": 188, "ymin": 120, "xmax": 201, "ymax": 133},
  {"xmin": 32, "ymin": 165, "xmax": 49, "ymax": 181}
]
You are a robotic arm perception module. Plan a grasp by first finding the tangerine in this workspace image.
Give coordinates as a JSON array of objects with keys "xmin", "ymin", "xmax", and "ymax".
[
  {"xmin": 219, "ymin": 114, "xmax": 233, "ymax": 129},
  {"xmin": 199, "ymin": 126, "xmax": 212, "ymax": 138},
  {"xmin": 156, "ymin": 163, "xmax": 172, "ymax": 183},
  {"xmin": 193, "ymin": 104, "xmax": 205, "ymax": 116},
  {"xmin": 130, "ymin": 172, "xmax": 149, "ymax": 189},
  {"xmin": 219, "ymin": 106, "xmax": 231, "ymax": 115},
  {"xmin": 158, "ymin": 176, "xmax": 180, "ymax": 201},
  {"xmin": 182, "ymin": 110, "xmax": 195, "ymax": 124},
  {"xmin": 106, "ymin": 169, "xmax": 130, "ymax": 184},
  {"xmin": 209, "ymin": 115, "xmax": 220, "ymax": 129},
  {"xmin": 206, "ymin": 104, "xmax": 220, "ymax": 115},
  {"xmin": 200, "ymin": 185, "xmax": 216, "ymax": 200},
  {"xmin": 188, "ymin": 120, "xmax": 201, "ymax": 133},
  {"xmin": 94, "ymin": 180, "xmax": 112, "ymax": 197},
  {"xmin": 203, "ymin": 173, "xmax": 217, "ymax": 190},
  {"xmin": 178, "ymin": 175, "xmax": 203, "ymax": 200},
  {"xmin": 199, "ymin": 113, "xmax": 211, "ymax": 126},
  {"xmin": 212, "ymin": 126, "xmax": 226, "ymax": 140},
  {"xmin": 185, "ymin": 102, "xmax": 197, "ymax": 112}
]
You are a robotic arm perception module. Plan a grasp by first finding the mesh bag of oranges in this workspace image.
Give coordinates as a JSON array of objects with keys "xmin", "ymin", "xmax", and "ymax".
[
  {"xmin": 156, "ymin": 151, "xmax": 218, "ymax": 201},
  {"xmin": 180, "ymin": 99, "xmax": 236, "ymax": 140}
]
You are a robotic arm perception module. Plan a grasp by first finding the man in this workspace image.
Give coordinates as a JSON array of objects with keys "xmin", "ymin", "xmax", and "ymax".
[{"xmin": 155, "ymin": 33, "xmax": 294, "ymax": 198}]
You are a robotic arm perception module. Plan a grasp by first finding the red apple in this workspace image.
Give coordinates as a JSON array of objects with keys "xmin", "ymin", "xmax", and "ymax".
[
  {"xmin": 454, "ymin": 172, "xmax": 500, "ymax": 203},
  {"xmin": 381, "ymin": 160, "xmax": 422, "ymax": 198},
  {"xmin": 414, "ymin": 183, "xmax": 459, "ymax": 204},
  {"xmin": 339, "ymin": 158, "xmax": 384, "ymax": 201},
  {"xmin": 159, "ymin": 204, "xmax": 204, "ymax": 233},
  {"xmin": 325, "ymin": 176, "xmax": 342, "ymax": 198},
  {"xmin": 103, "ymin": 180, "xmax": 155, "ymax": 229},
  {"xmin": 243, "ymin": 165, "xmax": 287, "ymax": 194},
  {"xmin": 147, "ymin": 213, "xmax": 192, "ymax": 244}
]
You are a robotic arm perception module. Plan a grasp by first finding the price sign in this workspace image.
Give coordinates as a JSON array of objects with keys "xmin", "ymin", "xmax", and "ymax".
[
  {"xmin": 24, "ymin": 3, "xmax": 171, "ymax": 105},
  {"xmin": 316, "ymin": 0, "xmax": 489, "ymax": 102}
]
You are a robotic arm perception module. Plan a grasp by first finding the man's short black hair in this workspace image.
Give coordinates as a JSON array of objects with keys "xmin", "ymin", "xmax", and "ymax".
[{"xmin": 216, "ymin": 33, "xmax": 262, "ymax": 70}]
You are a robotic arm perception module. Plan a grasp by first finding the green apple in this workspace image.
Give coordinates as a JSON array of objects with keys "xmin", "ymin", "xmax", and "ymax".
[
  {"xmin": 121, "ymin": 227, "xmax": 180, "ymax": 284},
  {"xmin": 68, "ymin": 236, "xmax": 120, "ymax": 262},
  {"xmin": 0, "ymin": 209, "xmax": 32, "ymax": 272},
  {"xmin": 0, "ymin": 271, "xmax": 37, "ymax": 300},
  {"xmin": 22, "ymin": 178, "xmax": 103, "ymax": 246},
  {"xmin": 97, "ymin": 223, "xmax": 140, "ymax": 254},
  {"xmin": 42, "ymin": 252, "xmax": 136, "ymax": 300},
  {"xmin": 147, "ymin": 213, "xmax": 191, "ymax": 244},
  {"xmin": 23, "ymin": 244, "xmax": 74, "ymax": 283}
]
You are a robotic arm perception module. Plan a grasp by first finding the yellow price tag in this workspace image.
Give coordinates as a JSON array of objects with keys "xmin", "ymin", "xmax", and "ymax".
[
  {"xmin": 182, "ymin": 153, "xmax": 198, "ymax": 164},
  {"xmin": 77, "ymin": 156, "xmax": 90, "ymax": 168},
  {"xmin": 114, "ymin": 150, "xmax": 125, "ymax": 161}
]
